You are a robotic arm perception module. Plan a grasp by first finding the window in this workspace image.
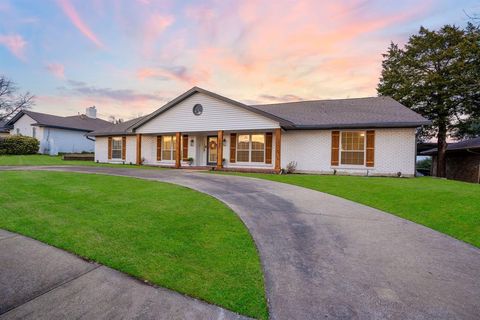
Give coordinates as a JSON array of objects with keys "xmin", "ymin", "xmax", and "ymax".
[
  {"xmin": 340, "ymin": 131, "xmax": 365, "ymax": 165},
  {"xmin": 237, "ymin": 134, "xmax": 250, "ymax": 162},
  {"xmin": 16, "ymin": 128, "xmax": 20, "ymax": 135},
  {"xmin": 237, "ymin": 134, "xmax": 265, "ymax": 163},
  {"xmin": 32, "ymin": 127, "xmax": 36, "ymax": 138},
  {"xmin": 162, "ymin": 135, "xmax": 176, "ymax": 160},
  {"xmin": 111, "ymin": 137, "xmax": 123, "ymax": 159}
]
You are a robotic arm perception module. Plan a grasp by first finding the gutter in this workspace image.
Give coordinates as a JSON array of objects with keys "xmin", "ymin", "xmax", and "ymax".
[{"xmin": 288, "ymin": 121, "xmax": 431, "ymax": 130}]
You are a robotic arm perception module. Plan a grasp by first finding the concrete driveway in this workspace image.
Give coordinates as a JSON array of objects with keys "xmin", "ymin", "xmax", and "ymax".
[{"xmin": 1, "ymin": 166, "xmax": 479, "ymax": 320}]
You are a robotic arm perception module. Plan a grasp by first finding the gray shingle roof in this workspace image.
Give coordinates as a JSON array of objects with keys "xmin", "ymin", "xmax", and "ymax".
[
  {"xmin": 89, "ymin": 116, "xmax": 148, "ymax": 136},
  {"xmin": 89, "ymin": 88, "xmax": 430, "ymax": 136},
  {"xmin": 422, "ymin": 137, "xmax": 480, "ymax": 155},
  {"xmin": 8, "ymin": 110, "xmax": 111, "ymax": 132},
  {"xmin": 252, "ymin": 96, "xmax": 430, "ymax": 129}
]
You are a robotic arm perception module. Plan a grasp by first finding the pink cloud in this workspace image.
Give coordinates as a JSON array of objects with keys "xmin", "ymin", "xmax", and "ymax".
[
  {"xmin": 45, "ymin": 63, "xmax": 65, "ymax": 79},
  {"xmin": 56, "ymin": 0, "xmax": 104, "ymax": 48},
  {"xmin": 0, "ymin": 34, "xmax": 27, "ymax": 60},
  {"xmin": 137, "ymin": 66, "xmax": 209, "ymax": 85},
  {"xmin": 142, "ymin": 13, "xmax": 174, "ymax": 56}
]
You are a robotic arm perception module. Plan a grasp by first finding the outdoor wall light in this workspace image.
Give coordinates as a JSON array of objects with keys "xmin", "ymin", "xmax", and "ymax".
[{"xmin": 190, "ymin": 139, "xmax": 194, "ymax": 146}]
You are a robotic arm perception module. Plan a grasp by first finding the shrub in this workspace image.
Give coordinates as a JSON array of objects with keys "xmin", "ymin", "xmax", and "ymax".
[
  {"xmin": 0, "ymin": 135, "xmax": 39, "ymax": 155},
  {"xmin": 285, "ymin": 161, "xmax": 297, "ymax": 174}
]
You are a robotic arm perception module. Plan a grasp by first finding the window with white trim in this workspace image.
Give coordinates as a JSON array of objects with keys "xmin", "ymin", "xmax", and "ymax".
[
  {"xmin": 111, "ymin": 137, "xmax": 123, "ymax": 159},
  {"xmin": 340, "ymin": 131, "xmax": 365, "ymax": 165},
  {"xmin": 237, "ymin": 134, "xmax": 265, "ymax": 163},
  {"xmin": 162, "ymin": 135, "xmax": 176, "ymax": 160},
  {"xmin": 32, "ymin": 127, "xmax": 36, "ymax": 138}
]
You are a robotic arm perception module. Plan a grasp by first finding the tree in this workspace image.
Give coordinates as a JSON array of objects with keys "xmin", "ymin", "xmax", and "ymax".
[
  {"xmin": 377, "ymin": 24, "xmax": 480, "ymax": 177},
  {"xmin": 0, "ymin": 76, "xmax": 34, "ymax": 121}
]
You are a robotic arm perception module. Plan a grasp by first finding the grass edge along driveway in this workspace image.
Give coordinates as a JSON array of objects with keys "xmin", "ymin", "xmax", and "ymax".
[
  {"xmin": 0, "ymin": 171, "xmax": 268, "ymax": 319},
  {"xmin": 216, "ymin": 172, "xmax": 480, "ymax": 249},
  {"xmin": 0, "ymin": 154, "xmax": 150, "ymax": 168}
]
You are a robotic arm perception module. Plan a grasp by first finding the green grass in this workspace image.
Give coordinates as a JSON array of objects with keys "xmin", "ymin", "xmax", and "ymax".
[
  {"xmin": 217, "ymin": 173, "xmax": 480, "ymax": 248},
  {"xmin": 0, "ymin": 171, "xmax": 268, "ymax": 319},
  {"xmin": 0, "ymin": 154, "xmax": 149, "ymax": 168}
]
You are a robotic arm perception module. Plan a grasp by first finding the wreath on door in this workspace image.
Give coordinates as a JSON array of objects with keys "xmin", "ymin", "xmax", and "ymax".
[{"xmin": 209, "ymin": 140, "xmax": 217, "ymax": 149}]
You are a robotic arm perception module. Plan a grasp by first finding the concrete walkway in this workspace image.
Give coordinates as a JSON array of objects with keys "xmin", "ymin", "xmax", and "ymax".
[
  {"xmin": 0, "ymin": 229, "xmax": 249, "ymax": 320},
  {"xmin": 1, "ymin": 166, "xmax": 480, "ymax": 320}
]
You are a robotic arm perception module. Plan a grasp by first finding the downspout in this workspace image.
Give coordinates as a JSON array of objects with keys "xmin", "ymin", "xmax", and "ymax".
[
  {"xmin": 478, "ymin": 160, "xmax": 480, "ymax": 184},
  {"xmin": 414, "ymin": 133, "xmax": 418, "ymax": 177}
]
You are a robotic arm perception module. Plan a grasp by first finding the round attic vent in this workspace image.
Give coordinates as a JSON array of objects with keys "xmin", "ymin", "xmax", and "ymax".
[{"xmin": 193, "ymin": 104, "xmax": 203, "ymax": 116}]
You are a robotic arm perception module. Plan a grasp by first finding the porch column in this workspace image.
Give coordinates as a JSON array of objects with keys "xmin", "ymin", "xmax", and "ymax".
[
  {"xmin": 136, "ymin": 134, "xmax": 142, "ymax": 165},
  {"xmin": 275, "ymin": 128, "xmax": 281, "ymax": 172},
  {"xmin": 217, "ymin": 130, "xmax": 224, "ymax": 169},
  {"xmin": 175, "ymin": 132, "xmax": 181, "ymax": 168}
]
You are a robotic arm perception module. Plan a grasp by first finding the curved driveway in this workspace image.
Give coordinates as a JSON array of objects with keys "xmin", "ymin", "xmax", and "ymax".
[{"xmin": 2, "ymin": 166, "xmax": 479, "ymax": 320}]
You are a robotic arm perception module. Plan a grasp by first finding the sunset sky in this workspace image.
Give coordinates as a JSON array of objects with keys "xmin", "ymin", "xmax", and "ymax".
[{"xmin": 0, "ymin": 0, "xmax": 478, "ymax": 121}]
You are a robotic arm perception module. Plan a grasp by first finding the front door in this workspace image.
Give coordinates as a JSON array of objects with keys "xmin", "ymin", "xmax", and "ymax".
[{"xmin": 207, "ymin": 136, "xmax": 218, "ymax": 165}]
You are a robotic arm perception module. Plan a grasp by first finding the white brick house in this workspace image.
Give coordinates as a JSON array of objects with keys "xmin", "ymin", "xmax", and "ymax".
[{"xmin": 90, "ymin": 87, "xmax": 429, "ymax": 176}]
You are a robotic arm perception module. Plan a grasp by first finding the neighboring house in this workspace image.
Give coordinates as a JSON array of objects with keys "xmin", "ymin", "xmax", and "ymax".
[
  {"xmin": 422, "ymin": 137, "xmax": 480, "ymax": 183},
  {"xmin": 7, "ymin": 107, "xmax": 111, "ymax": 155},
  {"xmin": 89, "ymin": 87, "xmax": 429, "ymax": 176},
  {"xmin": 0, "ymin": 120, "xmax": 11, "ymax": 137}
]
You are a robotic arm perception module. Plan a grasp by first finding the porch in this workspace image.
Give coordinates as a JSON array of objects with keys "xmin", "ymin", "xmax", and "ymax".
[{"xmin": 135, "ymin": 129, "xmax": 282, "ymax": 172}]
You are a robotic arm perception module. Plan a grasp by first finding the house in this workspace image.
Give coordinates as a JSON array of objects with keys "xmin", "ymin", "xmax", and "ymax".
[
  {"xmin": 7, "ymin": 107, "xmax": 111, "ymax": 155},
  {"xmin": 89, "ymin": 87, "xmax": 429, "ymax": 176},
  {"xmin": 422, "ymin": 137, "xmax": 480, "ymax": 183},
  {"xmin": 0, "ymin": 120, "xmax": 10, "ymax": 137}
]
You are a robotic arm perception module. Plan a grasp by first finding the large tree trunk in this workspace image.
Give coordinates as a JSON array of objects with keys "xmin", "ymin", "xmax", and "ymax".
[{"xmin": 436, "ymin": 123, "xmax": 447, "ymax": 178}]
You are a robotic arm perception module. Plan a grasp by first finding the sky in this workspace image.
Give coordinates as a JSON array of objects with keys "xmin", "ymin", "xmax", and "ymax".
[{"xmin": 0, "ymin": 0, "xmax": 479, "ymax": 121}]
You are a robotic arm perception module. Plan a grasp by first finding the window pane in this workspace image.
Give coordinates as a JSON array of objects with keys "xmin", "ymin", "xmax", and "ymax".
[
  {"xmin": 162, "ymin": 150, "xmax": 171, "ymax": 160},
  {"xmin": 237, "ymin": 150, "xmax": 249, "ymax": 162},
  {"xmin": 341, "ymin": 132, "xmax": 364, "ymax": 151},
  {"xmin": 238, "ymin": 135, "xmax": 249, "ymax": 150},
  {"xmin": 163, "ymin": 136, "xmax": 171, "ymax": 150},
  {"xmin": 341, "ymin": 151, "xmax": 365, "ymax": 165},
  {"xmin": 251, "ymin": 150, "xmax": 264, "ymax": 162},
  {"xmin": 251, "ymin": 134, "xmax": 264, "ymax": 150}
]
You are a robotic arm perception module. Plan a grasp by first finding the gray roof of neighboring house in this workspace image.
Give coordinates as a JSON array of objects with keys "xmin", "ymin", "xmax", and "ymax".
[
  {"xmin": 7, "ymin": 110, "xmax": 111, "ymax": 132},
  {"xmin": 89, "ymin": 87, "xmax": 430, "ymax": 136},
  {"xmin": 0, "ymin": 120, "xmax": 11, "ymax": 133},
  {"xmin": 422, "ymin": 137, "xmax": 480, "ymax": 155},
  {"xmin": 252, "ymin": 96, "xmax": 430, "ymax": 129}
]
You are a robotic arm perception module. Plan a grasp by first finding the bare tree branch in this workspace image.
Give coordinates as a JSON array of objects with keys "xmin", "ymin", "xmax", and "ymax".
[{"xmin": 0, "ymin": 75, "xmax": 35, "ymax": 121}]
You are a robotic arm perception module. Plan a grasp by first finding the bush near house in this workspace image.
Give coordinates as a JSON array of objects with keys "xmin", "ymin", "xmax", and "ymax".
[{"xmin": 0, "ymin": 135, "xmax": 39, "ymax": 155}]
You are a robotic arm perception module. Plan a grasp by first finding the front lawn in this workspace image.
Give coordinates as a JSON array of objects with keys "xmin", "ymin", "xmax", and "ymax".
[
  {"xmin": 220, "ymin": 173, "xmax": 480, "ymax": 248},
  {"xmin": 0, "ymin": 154, "xmax": 143, "ymax": 168},
  {"xmin": 0, "ymin": 171, "xmax": 267, "ymax": 319}
]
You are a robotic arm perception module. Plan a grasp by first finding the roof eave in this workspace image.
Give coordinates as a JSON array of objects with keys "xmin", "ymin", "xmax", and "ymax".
[
  {"xmin": 33, "ymin": 124, "xmax": 93, "ymax": 132},
  {"xmin": 88, "ymin": 132, "xmax": 136, "ymax": 137},
  {"xmin": 288, "ymin": 121, "xmax": 431, "ymax": 130}
]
